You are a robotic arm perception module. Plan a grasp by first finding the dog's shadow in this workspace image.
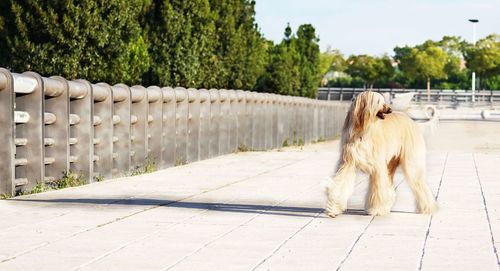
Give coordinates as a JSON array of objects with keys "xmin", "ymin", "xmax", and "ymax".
[
  {"xmin": 7, "ymin": 197, "xmax": 414, "ymax": 218},
  {"xmin": 10, "ymin": 197, "xmax": 326, "ymax": 218}
]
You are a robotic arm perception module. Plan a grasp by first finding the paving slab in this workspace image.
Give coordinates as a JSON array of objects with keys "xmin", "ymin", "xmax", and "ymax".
[{"xmin": 1, "ymin": 121, "xmax": 500, "ymax": 270}]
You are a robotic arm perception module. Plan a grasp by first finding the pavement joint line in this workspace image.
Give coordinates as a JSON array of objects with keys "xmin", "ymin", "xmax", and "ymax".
[
  {"xmin": 473, "ymin": 154, "xmax": 500, "ymax": 268},
  {"xmin": 335, "ymin": 215, "xmax": 375, "ymax": 271},
  {"xmin": 0, "ymin": 152, "xmax": 316, "ymax": 265},
  {"xmin": 321, "ymin": 166, "xmax": 407, "ymax": 270},
  {"xmin": 345, "ymin": 175, "xmax": 405, "ymax": 215},
  {"xmin": 72, "ymin": 153, "xmax": 320, "ymax": 270},
  {"xmin": 418, "ymin": 152, "xmax": 449, "ymax": 271},
  {"xmin": 160, "ymin": 182, "xmax": 321, "ymax": 271},
  {"xmin": 0, "ymin": 212, "xmax": 68, "ymax": 234},
  {"xmin": 250, "ymin": 211, "xmax": 322, "ymax": 271}
]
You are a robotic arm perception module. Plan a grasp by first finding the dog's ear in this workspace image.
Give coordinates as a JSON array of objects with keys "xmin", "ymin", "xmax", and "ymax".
[{"xmin": 352, "ymin": 95, "xmax": 370, "ymax": 135}]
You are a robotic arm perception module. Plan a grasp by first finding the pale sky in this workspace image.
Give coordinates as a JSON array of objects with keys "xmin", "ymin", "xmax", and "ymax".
[{"xmin": 254, "ymin": 0, "xmax": 500, "ymax": 56}]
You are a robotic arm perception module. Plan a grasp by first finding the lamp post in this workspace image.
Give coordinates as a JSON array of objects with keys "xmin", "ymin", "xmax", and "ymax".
[{"xmin": 469, "ymin": 19, "xmax": 479, "ymax": 103}]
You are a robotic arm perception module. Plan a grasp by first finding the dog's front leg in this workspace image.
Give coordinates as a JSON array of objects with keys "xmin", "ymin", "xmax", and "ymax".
[
  {"xmin": 366, "ymin": 167, "xmax": 395, "ymax": 216},
  {"xmin": 326, "ymin": 164, "xmax": 356, "ymax": 218}
]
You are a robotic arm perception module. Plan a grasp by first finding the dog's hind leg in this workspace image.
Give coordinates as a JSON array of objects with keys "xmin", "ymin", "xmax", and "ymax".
[
  {"xmin": 366, "ymin": 166, "xmax": 395, "ymax": 216},
  {"xmin": 326, "ymin": 163, "xmax": 356, "ymax": 218},
  {"xmin": 387, "ymin": 156, "xmax": 400, "ymax": 185},
  {"xmin": 401, "ymin": 160, "xmax": 437, "ymax": 214}
]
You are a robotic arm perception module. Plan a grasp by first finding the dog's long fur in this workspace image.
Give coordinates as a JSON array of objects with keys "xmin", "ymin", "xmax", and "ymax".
[{"xmin": 326, "ymin": 91, "xmax": 437, "ymax": 217}]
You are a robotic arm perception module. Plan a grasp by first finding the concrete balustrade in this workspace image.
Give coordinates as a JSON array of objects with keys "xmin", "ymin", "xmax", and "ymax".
[{"xmin": 0, "ymin": 68, "xmax": 349, "ymax": 196}]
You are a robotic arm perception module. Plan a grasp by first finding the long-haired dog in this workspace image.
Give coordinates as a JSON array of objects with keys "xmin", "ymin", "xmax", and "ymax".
[{"xmin": 326, "ymin": 91, "xmax": 437, "ymax": 217}]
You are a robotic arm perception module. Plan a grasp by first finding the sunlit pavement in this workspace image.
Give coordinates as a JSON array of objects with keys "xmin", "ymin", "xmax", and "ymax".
[{"xmin": 1, "ymin": 121, "xmax": 499, "ymax": 270}]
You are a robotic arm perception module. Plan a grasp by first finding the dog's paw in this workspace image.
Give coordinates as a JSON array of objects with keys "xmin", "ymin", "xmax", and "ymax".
[
  {"xmin": 367, "ymin": 206, "xmax": 391, "ymax": 216},
  {"xmin": 325, "ymin": 204, "xmax": 343, "ymax": 218},
  {"xmin": 419, "ymin": 202, "xmax": 438, "ymax": 214},
  {"xmin": 325, "ymin": 210, "xmax": 338, "ymax": 218}
]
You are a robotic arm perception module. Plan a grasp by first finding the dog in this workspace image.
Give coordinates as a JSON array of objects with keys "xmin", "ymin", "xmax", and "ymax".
[{"xmin": 326, "ymin": 91, "xmax": 437, "ymax": 217}]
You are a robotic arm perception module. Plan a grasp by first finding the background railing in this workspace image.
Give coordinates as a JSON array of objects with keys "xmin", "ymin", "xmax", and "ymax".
[
  {"xmin": 318, "ymin": 87, "xmax": 500, "ymax": 105},
  {"xmin": 0, "ymin": 68, "xmax": 349, "ymax": 196}
]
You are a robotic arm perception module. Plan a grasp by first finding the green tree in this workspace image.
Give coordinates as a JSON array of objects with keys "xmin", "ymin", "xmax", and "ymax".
[
  {"xmin": 318, "ymin": 48, "xmax": 346, "ymax": 86},
  {"xmin": 255, "ymin": 27, "xmax": 300, "ymax": 96},
  {"xmin": 142, "ymin": 0, "xmax": 215, "ymax": 87},
  {"xmin": 434, "ymin": 36, "xmax": 469, "ymax": 89},
  {"xmin": 0, "ymin": 0, "xmax": 149, "ymax": 85},
  {"xmin": 256, "ymin": 23, "xmax": 321, "ymax": 97},
  {"xmin": 294, "ymin": 24, "xmax": 321, "ymax": 98},
  {"xmin": 394, "ymin": 42, "xmax": 448, "ymax": 98},
  {"xmin": 209, "ymin": 0, "xmax": 267, "ymax": 90},
  {"xmin": 346, "ymin": 54, "xmax": 394, "ymax": 90},
  {"xmin": 464, "ymin": 34, "xmax": 500, "ymax": 89}
]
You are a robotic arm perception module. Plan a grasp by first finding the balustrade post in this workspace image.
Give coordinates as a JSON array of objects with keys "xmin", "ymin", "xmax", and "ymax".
[
  {"xmin": 187, "ymin": 88, "xmax": 200, "ymax": 163},
  {"xmin": 161, "ymin": 87, "xmax": 176, "ymax": 168},
  {"xmin": 130, "ymin": 85, "xmax": 148, "ymax": 171},
  {"xmin": 44, "ymin": 76, "xmax": 70, "ymax": 183},
  {"xmin": 243, "ymin": 91, "xmax": 254, "ymax": 149},
  {"xmin": 199, "ymin": 89, "xmax": 210, "ymax": 160},
  {"xmin": 68, "ymin": 79, "xmax": 93, "ymax": 182},
  {"xmin": 147, "ymin": 86, "xmax": 163, "ymax": 167},
  {"xmin": 218, "ymin": 89, "xmax": 230, "ymax": 154},
  {"xmin": 174, "ymin": 87, "xmax": 188, "ymax": 165},
  {"xmin": 208, "ymin": 89, "xmax": 220, "ymax": 158},
  {"xmin": 236, "ymin": 90, "xmax": 247, "ymax": 150},
  {"xmin": 92, "ymin": 83, "xmax": 113, "ymax": 180},
  {"xmin": 0, "ymin": 69, "xmax": 14, "ymax": 195},
  {"xmin": 111, "ymin": 84, "xmax": 131, "ymax": 177},
  {"xmin": 16, "ymin": 72, "xmax": 45, "ymax": 192},
  {"xmin": 228, "ymin": 90, "xmax": 238, "ymax": 152}
]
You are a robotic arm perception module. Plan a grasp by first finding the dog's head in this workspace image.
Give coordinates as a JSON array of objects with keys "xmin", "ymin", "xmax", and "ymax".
[{"xmin": 350, "ymin": 91, "xmax": 392, "ymax": 134}]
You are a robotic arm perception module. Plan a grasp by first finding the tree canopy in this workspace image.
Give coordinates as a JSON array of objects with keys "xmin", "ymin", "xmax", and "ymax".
[
  {"xmin": 0, "ymin": 0, "xmax": 150, "ymax": 85},
  {"xmin": 326, "ymin": 35, "xmax": 500, "ymax": 91},
  {"xmin": 255, "ymin": 23, "xmax": 320, "ymax": 98},
  {"xmin": 1, "ymin": 1, "xmax": 498, "ymax": 93},
  {"xmin": 0, "ymin": 0, "xmax": 323, "ymax": 97},
  {"xmin": 464, "ymin": 34, "xmax": 500, "ymax": 89},
  {"xmin": 395, "ymin": 41, "xmax": 448, "ymax": 95},
  {"xmin": 346, "ymin": 54, "xmax": 394, "ymax": 90}
]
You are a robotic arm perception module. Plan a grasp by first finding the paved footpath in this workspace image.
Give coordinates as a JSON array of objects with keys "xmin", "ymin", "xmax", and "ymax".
[{"xmin": 1, "ymin": 121, "xmax": 500, "ymax": 271}]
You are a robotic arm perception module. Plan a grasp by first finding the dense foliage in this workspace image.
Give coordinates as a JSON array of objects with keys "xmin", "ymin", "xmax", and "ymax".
[
  {"xmin": 0, "ymin": 0, "xmax": 150, "ymax": 85},
  {"xmin": 1, "ymin": 1, "xmax": 498, "ymax": 93},
  {"xmin": 0, "ymin": 0, "xmax": 322, "ymax": 97},
  {"xmin": 255, "ymin": 24, "xmax": 320, "ymax": 98},
  {"xmin": 323, "ymin": 35, "xmax": 500, "ymax": 90}
]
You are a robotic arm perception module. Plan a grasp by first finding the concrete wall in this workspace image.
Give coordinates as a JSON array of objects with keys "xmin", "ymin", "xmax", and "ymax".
[{"xmin": 0, "ymin": 68, "xmax": 349, "ymax": 196}]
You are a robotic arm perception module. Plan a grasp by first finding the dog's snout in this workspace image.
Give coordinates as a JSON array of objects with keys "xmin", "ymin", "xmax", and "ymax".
[{"xmin": 383, "ymin": 104, "xmax": 392, "ymax": 114}]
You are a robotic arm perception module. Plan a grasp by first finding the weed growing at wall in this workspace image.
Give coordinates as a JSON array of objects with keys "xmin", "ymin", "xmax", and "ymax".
[
  {"xmin": 174, "ymin": 158, "xmax": 187, "ymax": 167},
  {"xmin": 282, "ymin": 139, "xmax": 290, "ymax": 147},
  {"xmin": 237, "ymin": 144, "xmax": 251, "ymax": 152},
  {"xmin": 52, "ymin": 171, "xmax": 86, "ymax": 189},
  {"xmin": 131, "ymin": 160, "xmax": 157, "ymax": 176},
  {"xmin": 19, "ymin": 171, "xmax": 86, "ymax": 196},
  {"xmin": 94, "ymin": 175, "xmax": 104, "ymax": 182},
  {"xmin": 0, "ymin": 194, "xmax": 12, "ymax": 199},
  {"xmin": 297, "ymin": 138, "xmax": 305, "ymax": 146}
]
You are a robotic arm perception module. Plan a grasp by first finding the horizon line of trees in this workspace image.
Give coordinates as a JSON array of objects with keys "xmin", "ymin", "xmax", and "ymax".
[
  {"xmin": 322, "ymin": 34, "xmax": 500, "ymax": 91},
  {"xmin": 0, "ymin": 0, "xmax": 321, "ymax": 98},
  {"xmin": 1, "ymin": 1, "xmax": 498, "ymax": 97}
]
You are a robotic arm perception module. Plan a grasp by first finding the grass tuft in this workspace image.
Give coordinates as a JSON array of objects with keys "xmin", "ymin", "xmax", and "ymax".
[
  {"xmin": 18, "ymin": 171, "xmax": 86, "ymax": 196},
  {"xmin": 131, "ymin": 159, "xmax": 157, "ymax": 176}
]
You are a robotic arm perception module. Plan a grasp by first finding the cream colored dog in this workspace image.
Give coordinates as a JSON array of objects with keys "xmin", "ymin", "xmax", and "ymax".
[{"xmin": 326, "ymin": 91, "xmax": 437, "ymax": 217}]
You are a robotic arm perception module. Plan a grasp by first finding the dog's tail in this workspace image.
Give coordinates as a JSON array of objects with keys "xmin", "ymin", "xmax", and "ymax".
[{"xmin": 417, "ymin": 105, "xmax": 439, "ymax": 135}]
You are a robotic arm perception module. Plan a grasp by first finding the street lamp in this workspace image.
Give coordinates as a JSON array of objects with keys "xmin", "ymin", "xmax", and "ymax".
[{"xmin": 469, "ymin": 19, "xmax": 479, "ymax": 103}]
